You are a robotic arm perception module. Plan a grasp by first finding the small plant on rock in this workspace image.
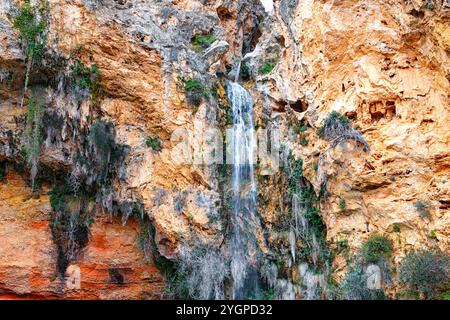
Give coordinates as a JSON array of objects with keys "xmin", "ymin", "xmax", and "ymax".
[
  {"xmin": 70, "ymin": 60, "xmax": 100, "ymax": 94},
  {"xmin": 192, "ymin": 34, "xmax": 216, "ymax": 49},
  {"xmin": 260, "ymin": 62, "xmax": 276, "ymax": 75},
  {"xmin": 361, "ymin": 234, "xmax": 393, "ymax": 263},
  {"xmin": 313, "ymin": 162, "xmax": 318, "ymax": 172},
  {"xmin": 336, "ymin": 239, "xmax": 349, "ymax": 252},
  {"xmin": 146, "ymin": 136, "xmax": 162, "ymax": 152},
  {"xmin": 340, "ymin": 263, "xmax": 387, "ymax": 300},
  {"xmin": 398, "ymin": 247, "xmax": 449, "ymax": 299},
  {"xmin": 184, "ymin": 78, "xmax": 207, "ymax": 108},
  {"xmin": 414, "ymin": 200, "xmax": 431, "ymax": 219},
  {"xmin": 316, "ymin": 111, "xmax": 369, "ymax": 152},
  {"xmin": 338, "ymin": 198, "xmax": 346, "ymax": 210},
  {"xmin": 296, "ymin": 121, "xmax": 308, "ymax": 134},
  {"xmin": 240, "ymin": 61, "xmax": 250, "ymax": 81},
  {"xmin": 300, "ymin": 136, "xmax": 309, "ymax": 146},
  {"xmin": 11, "ymin": 0, "xmax": 48, "ymax": 107}
]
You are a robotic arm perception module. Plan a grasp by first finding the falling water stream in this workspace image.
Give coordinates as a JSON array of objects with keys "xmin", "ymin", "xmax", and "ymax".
[{"xmin": 227, "ymin": 82, "xmax": 261, "ymax": 299}]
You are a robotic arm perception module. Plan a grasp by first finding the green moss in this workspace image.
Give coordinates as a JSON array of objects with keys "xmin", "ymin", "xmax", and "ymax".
[
  {"xmin": 361, "ymin": 234, "xmax": 393, "ymax": 263},
  {"xmin": 192, "ymin": 34, "xmax": 216, "ymax": 48},
  {"xmin": 260, "ymin": 62, "xmax": 276, "ymax": 75}
]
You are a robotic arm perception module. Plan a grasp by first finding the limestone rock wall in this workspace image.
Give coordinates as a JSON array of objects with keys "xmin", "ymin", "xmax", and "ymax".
[{"xmin": 0, "ymin": 0, "xmax": 448, "ymax": 299}]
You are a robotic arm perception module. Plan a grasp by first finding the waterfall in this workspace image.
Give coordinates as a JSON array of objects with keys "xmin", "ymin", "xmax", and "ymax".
[{"xmin": 227, "ymin": 82, "xmax": 261, "ymax": 299}]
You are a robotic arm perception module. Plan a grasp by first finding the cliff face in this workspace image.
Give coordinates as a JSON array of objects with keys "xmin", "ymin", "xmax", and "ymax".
[
  {"xmin": 0, "ymin": 0, "xmax": 448, "ymax": 299},
  {"xmin": 257, "ymin": 0, "xmax": 450, "ymax": 275}
]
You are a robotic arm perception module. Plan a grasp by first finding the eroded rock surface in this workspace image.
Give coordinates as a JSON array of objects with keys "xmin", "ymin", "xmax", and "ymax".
[{"xmin": 0, "ymin": 0, "xmax": 448, "ymax": 299}]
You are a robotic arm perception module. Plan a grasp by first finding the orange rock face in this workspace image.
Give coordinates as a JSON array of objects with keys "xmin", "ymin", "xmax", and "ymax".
[{"xmin": 0, "ymin": 169, "xmax": 164, "ymax": 299}]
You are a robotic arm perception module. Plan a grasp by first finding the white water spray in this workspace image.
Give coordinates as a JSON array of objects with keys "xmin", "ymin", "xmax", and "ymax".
[{"xmin": 227, "ymin": 82, "xmax": 261, "ymax": 299}]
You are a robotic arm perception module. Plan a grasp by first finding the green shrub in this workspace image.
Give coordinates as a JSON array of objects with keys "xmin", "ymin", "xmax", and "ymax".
[
  {"xmin": 442, "ymin": 290, "xmax": 450, "ymax": 300},
  {"xmin": 184, "ymin": 78, "xmax": 206, "ymax": 107},
  {"xmin": 300, "ymin": 136, "xmax": 308, "ymax": 146},
  {"xmin": 361, "ymin": 234, "xmax": 393, "ymax": 263},
  {"xmin": 12, "ymin": 0, "xmax": 47, "ymax": 61},
  {"xmin": 296, "ymin": 121, "xmax": 308, "ymax": 134},
  {"xmin": 12, "ymin": 0, "xmax": 48, "ymax": 107},
  {"xmin": 286, "ymin": 152, "xmax": 303, "ymax": 195},
  {"xmin": 260, "ymin": 62, "xmax": 276, "ymax": 75},
  {"xmin": 184, "ymin": 78, "xmax": 205, "ymax": 93},
  {"xmin": 306, "ymin": 207, "xmax": 325, "ymax": 240},
  {"xmin": 338, "ymin": 198, "xmax": 346, "ymax": 210},
  {"xmin": 146, "ymin": 136, "xmax": 162, "ymax": 151},
  {"xmin": 398, "ymin": 248, "xmax": 449, "ymax": 299},
  {"xmin": 48, "ymin": 181, "xmax": 71, "ymax": 211},
  {"xmin": 317, "ymin": 111, "xmax": 369, "ymax": 152},
  {"xmin": 393, "ymin": 224, "xmax": 401, "ymax": 233},
  {"xmin": 70, "ymin": 60, "xmax": 100, "ymax": 93},
  {"xmin": 261, "ymin": 288, "xmax": 274, "ymax": 300},
  {"xmin": 414, "ymin": 200, "xmax": 431, "ymax": 219},
  {"xmin": 336, "ymin": 239, "xmax": 349, "ymax": 252},
  {"xmin": 240, "ymin": 61, "xmax": 250, "ymax": 81},
  {"xmin": 340, "ymin": 264, "xmax": 387, "ymax": 300},
  {"xmin": 313, "ymin": 162, "xmax": 318, "ymax": 172}
]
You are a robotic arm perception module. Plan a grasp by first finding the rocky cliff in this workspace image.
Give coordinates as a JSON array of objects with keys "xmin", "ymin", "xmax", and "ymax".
[{"xmin": 0, "ymin": 0, "xmax": 448, "ymax": 300}]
